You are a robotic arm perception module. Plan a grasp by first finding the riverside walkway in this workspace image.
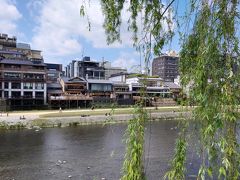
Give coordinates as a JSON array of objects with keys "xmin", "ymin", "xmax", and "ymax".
[{"xmin": 0, "ymin": 106, "xmax": 190, "ymax": 129}]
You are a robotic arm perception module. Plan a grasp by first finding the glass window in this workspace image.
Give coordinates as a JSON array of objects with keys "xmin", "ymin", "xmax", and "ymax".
[
  {"xmin": 4, "ymin": 82, "xmax": 8, "ymax": 89},
  {"xmin": 12, "ymin": 91, "xmax": 21, "ymax": 98},
  {"xmin": 4, "ymin": 91, "xmax": 8, "ymax": 98},
  {"xmin": 23, "ymin": 73, "xmax": 34, "ymax": 79},
  {"xmin": 24, "ymin": 91, "xmax": 32, "ymax": 97},
  {"xmin": 91, "ymin": 84, "xmax": 112, "ymax": 91},
  {"xmin": 12, "ymin": 83, "xmax": 21, "ymax": 89},
  {"xmin": 35, "ymin": 83, "xmax": 44, "ymax": 89},
  {"xmin": 36, "ymin": 92, "xmax": 44, "ymax": 97},
  {"xmin": 100, "ymin": 72, "xmax": 104, "ymax": 77},
  {"xmin": 35, "ymin": 74, "xmax": 44, "ymax": 79},
  {"xmin": 23, "ymin": 82, "xmax": 33, "ymax": 89}
]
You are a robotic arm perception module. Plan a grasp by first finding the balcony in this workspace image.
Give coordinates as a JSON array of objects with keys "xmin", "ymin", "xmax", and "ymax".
[
  {"xmin": 6, "ymin": 96, "xmax": 44, "ymax": 99},
  {"xmin": 0, "ymin": 66, "xmax": 46, "ymax": 72}
]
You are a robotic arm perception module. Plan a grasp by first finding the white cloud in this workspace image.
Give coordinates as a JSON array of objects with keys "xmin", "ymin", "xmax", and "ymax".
[
  {"xmin": 31, "ymin": 0, "xmax": 83, "ymax": 60},
  {"xmin": 27, "ymin": 0, "xmax": 44, "ymax": 17},
  {"xmin": 112, "ymin": 52, "xmax": 141, "ymax": 72},
  {"xmin": 31, "ymin": 0, "xmax": 136, "ymax": 61},
  {"xmin": 0, "ymin": 0, "xmax": 22, "ymax": 35}
]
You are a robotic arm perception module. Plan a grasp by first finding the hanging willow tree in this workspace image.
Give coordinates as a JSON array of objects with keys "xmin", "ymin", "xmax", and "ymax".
[
  {"xmin": 166, "ymin": 1, "xmax": 240, "ymax": 179},
  {"xmin": 81, "ymin": 0, "xmax": 240, "ymax": 179}
]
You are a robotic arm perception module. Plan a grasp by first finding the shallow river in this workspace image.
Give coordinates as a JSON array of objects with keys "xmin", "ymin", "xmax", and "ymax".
[{"xmin": 0, "ymin": 121, "xmax": 202, "ymax": 180}]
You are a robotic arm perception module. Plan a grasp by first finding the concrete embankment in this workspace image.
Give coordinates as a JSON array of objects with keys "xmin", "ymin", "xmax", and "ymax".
[{"xmin": 0, "ymin": 111, "xmax": 190, "ymax": 130}]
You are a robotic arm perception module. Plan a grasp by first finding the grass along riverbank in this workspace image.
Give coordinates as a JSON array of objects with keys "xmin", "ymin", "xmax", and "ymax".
[
  {"xmin": 0, "ymin": 106, "xmax": 191, "ymax": 129},
  {"xmin": 39, "ymin": 106, "xmax": 184, "ymax": 118}
]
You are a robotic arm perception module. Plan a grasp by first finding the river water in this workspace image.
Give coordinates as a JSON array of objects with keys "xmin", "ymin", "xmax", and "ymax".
[{"xmin": 0, "ymin": 121, "xmax": 202, "ymax": 180}]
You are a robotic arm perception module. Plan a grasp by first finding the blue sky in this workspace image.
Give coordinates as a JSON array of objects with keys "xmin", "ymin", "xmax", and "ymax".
[{"xmin": 0, "ymin": 0, "xmax": 188, "ymax": 71}]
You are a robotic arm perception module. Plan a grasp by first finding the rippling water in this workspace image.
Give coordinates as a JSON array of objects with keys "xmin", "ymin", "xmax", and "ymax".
[{"xmin": 0, "ymin": 120, "xmax": 203, "ymax": 180}]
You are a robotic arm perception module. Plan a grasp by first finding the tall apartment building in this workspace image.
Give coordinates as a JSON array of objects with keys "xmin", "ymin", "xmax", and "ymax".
[
  {"xmin": 0, "ymin": 33, "xmax": 47, "ymax": 110},
  {"xmin": 152, "ymin": 51, "xmax": 179, "ymax": 82}
]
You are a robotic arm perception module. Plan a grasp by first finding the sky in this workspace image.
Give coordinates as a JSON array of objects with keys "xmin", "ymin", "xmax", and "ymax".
[{"xmin": 0, "ymin": 0, "xmax": 187, "ymax": 71}]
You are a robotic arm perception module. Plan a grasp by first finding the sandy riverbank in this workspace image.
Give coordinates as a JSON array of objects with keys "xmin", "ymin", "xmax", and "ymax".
[{"xmin": 0, "ymin": 106, "xmax": 190, "ymax": 129}]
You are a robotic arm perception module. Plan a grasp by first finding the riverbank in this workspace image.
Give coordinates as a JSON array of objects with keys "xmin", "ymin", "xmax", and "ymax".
[{"xmin": 0, "ymin": 106, "xmax": 190, "ymax": 129}]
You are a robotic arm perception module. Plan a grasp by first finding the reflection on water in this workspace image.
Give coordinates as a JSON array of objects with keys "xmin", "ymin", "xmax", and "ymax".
[{"xmin": 0, "ymin": 121, "xmax": 201, "ymax": 180}]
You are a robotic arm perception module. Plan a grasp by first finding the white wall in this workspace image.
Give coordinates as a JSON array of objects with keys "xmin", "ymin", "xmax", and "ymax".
[
  {"xmin": 109, "ymin": 74, "xmax": 126, "ymax": 82},
  {"xmin": 74, "ymin": 61, "xmax": 78, "ymax": 77}
]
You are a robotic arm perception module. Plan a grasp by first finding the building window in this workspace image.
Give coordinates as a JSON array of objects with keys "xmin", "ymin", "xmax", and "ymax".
[
  {"xmin": 4, "ymin": 82, "xmax": 8, "ymax": 89},
  {"xmin": 24, "ymin": 92, "xmax": 32, "ymax": 98},
  {"xmin": 12, "ymin": 91, "xmax": 21, "ymax": 98},
  {"xmin": 23, "ymin": 73, "xmax": 34, "ymax": 79},
  {"xmin": 23, "ymin": 82, "xmax": 33, "ymax": 89},
  {"xmin": 91, "ymin": 84, "xmax": 112, "ymax": 91},
  {"xmin": 36, "ymin": 92, "xmax": 44, "ymax": 98},
  {"xmin": 12, "ymin": 83, "xmax": 21, "ymax": 89},
  {"xmin": 35, "ymin": 74, "xmax": 44, "ymax": 79},
  {"xmin": 4, "ymin": 91, "xmax": 8, "ymax": 98},
  {"xmin": 100, "ymin": 72, "xmax": 104, "ymax": 78},
  {"xmin": 35, "ymin": 83, "xmax": 44, "ymax": 89}
]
